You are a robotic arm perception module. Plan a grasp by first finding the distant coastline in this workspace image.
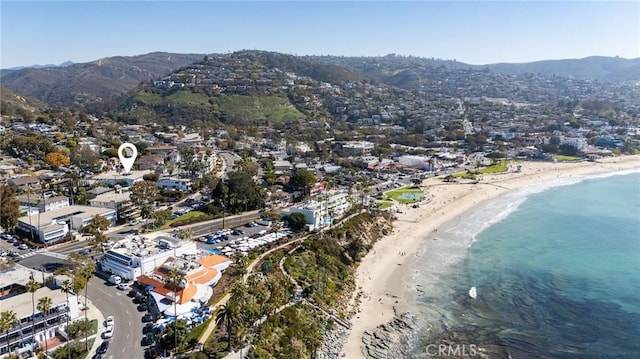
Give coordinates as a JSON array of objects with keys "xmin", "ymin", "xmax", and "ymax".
[{"xmin": 339, "ymin": 155, "xmax": 640, "ymax": 358}]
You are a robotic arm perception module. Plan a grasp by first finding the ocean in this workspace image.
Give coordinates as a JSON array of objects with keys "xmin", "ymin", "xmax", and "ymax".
[{"xmin": 408, "ymin": 172, "xmax": 640, "ymax": 359}]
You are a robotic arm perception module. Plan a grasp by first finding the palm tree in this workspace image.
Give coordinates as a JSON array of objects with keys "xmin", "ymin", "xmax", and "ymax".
[
  {"xmin": 165, "ymin": 267, "xmax": 185, "ymax": 354},
  {"xmin": 215, "ymin": 304, "xmax": 241, "ymax": 353},
  {"xmin": 175, "ymin": 228, "xmax": 192, "ymax": 241},
  {"xmin": 234, "ymin": 324, "xmax": 248, "ymax": 357},
  {"xmin": 26, "ymin": 278, "xmax": 41, "ymax": 346},
  {"xmin": 60, "ymin": 279, "xmax": 73, "ymax": 359},
  {"xmin": 37, "ymin": 296, "xmax": 53, "ymax": 357},
  {"xmin": 0, "ymin": 310, "xmax": 19, "ymax": 350}
]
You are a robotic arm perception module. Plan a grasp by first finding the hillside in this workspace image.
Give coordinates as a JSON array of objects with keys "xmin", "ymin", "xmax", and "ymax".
[
  {"xmin": 0, "ymin": 86, "xmax": 45, "ymax": 116},
  {"xmin": 483, "ymin": 56, "xmax": 640, "ymax": 82},
  {"xmin": 111, "ymin": 50, "xmax": 365, "ymax": 127},
  {"xmin": 0, "ymin": 52, "xmax": 205, "ymax": 107},
  {"xmin": 313, "ymin": 55, "xmax": 640, "ymax": 87}
]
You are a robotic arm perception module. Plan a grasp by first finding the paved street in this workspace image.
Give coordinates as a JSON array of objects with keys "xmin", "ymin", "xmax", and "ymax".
[{"xmin": 87, "ymin": 277, "xmax": 146, "ymax": 359}]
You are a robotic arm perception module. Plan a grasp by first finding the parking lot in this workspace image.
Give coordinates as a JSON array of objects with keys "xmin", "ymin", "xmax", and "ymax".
[{"xmin": 194, "ymin": 220, "xmax": 293, "ymax": 256}]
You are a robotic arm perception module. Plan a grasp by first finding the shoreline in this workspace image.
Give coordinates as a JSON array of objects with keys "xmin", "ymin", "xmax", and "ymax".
[{"xmin": 340, "ymin": 156, "xmax": 640, "ymax": 358}]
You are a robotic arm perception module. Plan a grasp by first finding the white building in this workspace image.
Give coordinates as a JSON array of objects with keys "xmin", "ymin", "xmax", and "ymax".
[
  {"xmin": 17, "ymin": 205, "xmax": 116, "ymax": 244},
  {"xmin": 89, "ymin": 190, "xmax": 140, "ymax": 223},
  {"xmin": 286, "ymin": 191, "xmax": 351, "ymax": 230},
  {"xmin": 100, "ymin": 234, "xmax": 199, "ymax": 280},
  {"xmin": 17, "ymin": 195, "xmax": 70, "ymax": 213},
  {"xmin": 341, "ymin": 141, "xmax": 374, "ymax": 156},
  {"xmin": 398, "ymin": 155, "xmax": 432, "ymax": 170},
  {"xmin": 157, "ymin": 177, "xmax": 191, "ymax": 192},
  {"xmin": 91, "ymin": 170, "xmax": 150, "ymax": 187},
  {"xmin": 0, "ymin": 267, "xmax": 79, "ymax": 356}
]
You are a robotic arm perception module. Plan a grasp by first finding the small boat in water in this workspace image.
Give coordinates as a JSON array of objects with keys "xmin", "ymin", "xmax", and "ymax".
[{"xmin": 469, "ymin": 286, "xmax": 477, "ymax": 299}]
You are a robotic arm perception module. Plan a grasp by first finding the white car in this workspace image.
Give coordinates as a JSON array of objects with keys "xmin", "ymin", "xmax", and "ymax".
[
  {"xmin": 116, "ymin": 283, "xmax": 129, "ymax": 291},
  {"xmin": 102, "ymin": 325, "xmax": 114, "ymax": 339},
  {"xmin": 104, "ymin": 316, "xmax": 114, "ymax": 327}
]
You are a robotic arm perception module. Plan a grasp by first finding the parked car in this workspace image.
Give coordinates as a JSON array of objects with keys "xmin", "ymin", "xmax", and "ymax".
[
  {"xmin": 102, "ymin": 326, "xmax": 114, "ymax": 339},
  {"xmin": 104, "ymin": 316, "xmax": 114, "ymax": 327},
  {"xmin": 142, "ymin": 323, "xmax": 155, "ymax": 334},
  {"xmin": 142, "ymin": 313, "xmax": 154, "ymax": 322},
  {"xmin": 116, "ymin": 283, "xmax": 129, "ymax": 291},
  {"xmin": 141, "ymin": 333, "xmax": 155, "ymax": 346},
  {"xmin": 18, "ymin": 243, "xmax": 28, "ymax": 250},
  {"xmin": 97, "ymin": 341, "xmax": 109, "ymax": 354},
  {"xmin": 146, "ymin": 347, "xmax": 159, "ymax": 358},
  {"xmin": 137, "ymin": 303, "xmax": 148, "ymax": 312}
]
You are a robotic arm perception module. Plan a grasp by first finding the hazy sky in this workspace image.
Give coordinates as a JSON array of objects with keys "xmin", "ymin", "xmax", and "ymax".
[{"xmin": 1, "ymin": 1, "xmax": 638, "ymax": 68}]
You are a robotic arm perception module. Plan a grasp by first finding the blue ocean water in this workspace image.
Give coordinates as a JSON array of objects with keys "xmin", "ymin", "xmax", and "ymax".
[{"xmin": 409, "ymin": 172, "xmax": 640, "ymax": 359}]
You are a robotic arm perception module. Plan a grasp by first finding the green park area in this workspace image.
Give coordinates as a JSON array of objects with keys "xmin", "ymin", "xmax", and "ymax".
[
  {"xmin": 553, "ymin": 154, "xmax": 581, "ymax": 162},
  {"xmin": 165, "ymin": 211, "xmax": 207, "ymax": 226},
  {"xmin": 454, "ymin": 161, "xmax": 508, "ymax": 179},
  {"xmin": 383, "ymin": 186, "xmax": 425, "ymax": 204}
]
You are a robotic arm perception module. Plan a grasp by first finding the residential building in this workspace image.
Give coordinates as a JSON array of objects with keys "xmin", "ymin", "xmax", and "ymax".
[
  {"xmin": 273, "ymin": 160, "xmax": 293, "ymax": 173},
  {"xmin": 0, "ymin": 267, "xmax": 79, "ymax": 356},
  {"xmin": 17, "ymin": 195, "xmax": 70, "ymax": 213},
  {"xmin": 89, "ymin": 190, "xmax": 140, "ymax": 223},
  {"xmin": 90, "ymin": 170, "xmax": 150, "ymax": 187},
  {"xmin": 8, "ymin": 176, "xmax": 41, "ymax": 192},
  {"xmin": 17, "ymin": 205, "xmax": 116, "ymax": 244},
  {"xmin": 157, "ymin": 177, "xmax": 191, "ymax": 192},
  {"xmin": 285, "ymin": 191, "xmax": 351, "ymax": 230},
  {"xmin": 341, "ymin": 141, "xmax": 374, "ymax": 156}
]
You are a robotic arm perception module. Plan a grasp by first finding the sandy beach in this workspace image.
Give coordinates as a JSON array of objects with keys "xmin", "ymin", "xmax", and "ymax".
[{"xmin": 341, "ymin": 155, "xmax": 640, "ymax": 358}]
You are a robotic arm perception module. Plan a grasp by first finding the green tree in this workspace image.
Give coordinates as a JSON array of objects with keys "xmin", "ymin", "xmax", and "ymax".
[
  {"xmin": 287, "ymin": 212, "xmax": 307, "ymax": 231},
  {"xmin": 60, "ymin": 279, "xmax": 73, "ymax": 357},
  {"xmin": 0, "ymin": 310, "xmax": 19, "ymax": 349},
  {"xmin": 129, "ymin": 181, "xmax": 158, "ymax": 218},
  {"xmin": 37, "ymin": 296, "xmax": 53, "ymax": 356},
  {"xmin": 151, "ymin": 209, "xmax": 172, "ymax": 227},
  {"xmin": 175, "ymin": 228, "xmax": 193, "ymax": 241},
  {"xmin": 289, "ymin": 169, "xmax": 316, "ymax": 195},
  {"xmin": 0, "ymin": 185, "xmax": 20, "ymax": 231},
  {"xmin": 26, "ymin": 278, "xmax": 42, "ymax": 343},
  {"xmin": 215, "ymin": 304, "xmax": 241, "ymax": 353},
  {"xmin": 81, "ymin": 215, "xmax": 111, "ymax": 247},
  {"xmin": 162, "ymin": 319, "xmax": 189, "ymax": 352},
  {"xmin": 165, "ymin": 268, "xmax": 186, "ymax": 353}
]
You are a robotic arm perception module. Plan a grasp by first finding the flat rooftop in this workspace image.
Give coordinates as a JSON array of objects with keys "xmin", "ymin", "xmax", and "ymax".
[
  {"xmin": 18, "ymin": 205, "xmax": 115, "ymax": 228},
  {"xmin": 92, "ymin": 170, "xmax": 151, "ymax": 181}
]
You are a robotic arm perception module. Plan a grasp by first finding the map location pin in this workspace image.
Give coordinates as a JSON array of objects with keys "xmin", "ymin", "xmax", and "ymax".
[{"xmin": 118, "ymin": 142, "xmax": 138, "ymax": 174}]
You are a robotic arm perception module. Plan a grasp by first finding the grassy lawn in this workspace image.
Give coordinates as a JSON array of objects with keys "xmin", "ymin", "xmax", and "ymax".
[
  {"xmin": 187, "ymin": 317, "xmax": 213, "ymax": 344},
  {"xmin": 378, "ymin": 201, "xmax": 394, "ymax": 209},
  {"xmin": 217, "ymin": 94, "xmax": 304, "ymax": 122},
  {"xmin": 553, "ymin": 154, "xmax": 581, "ymax": 162},
  {"xmin": 165, "ymin": 211, "xmax": 207, "ymax": 226},
  {"xmin": 89, "ymin": 319, "xmax": 98, "ymax": 336},
  {"xmin": 79, "ymin": 338, "xmax": 95, "ymax": 359},
  {"xmin": 455, "ymin": 161, "xmax": 508, "ymax": 178},
  {"xmin": 384, "ymin": 186, "xmax": 424, "ymax": 204},
  {"xmin": 165, "ymin": 91, "xmax": 212, "ymax": 106}
]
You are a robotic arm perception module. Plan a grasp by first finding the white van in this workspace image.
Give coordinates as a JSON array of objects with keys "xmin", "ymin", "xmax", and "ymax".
[{"xmin": 108, "ymin": 275, "xmax": 122, "ymax": 285}]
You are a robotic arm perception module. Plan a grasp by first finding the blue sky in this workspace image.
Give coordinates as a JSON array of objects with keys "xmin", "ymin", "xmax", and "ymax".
[{"xmin": 1, "ymin": 1, "xmax": 638, "ymax": 68}]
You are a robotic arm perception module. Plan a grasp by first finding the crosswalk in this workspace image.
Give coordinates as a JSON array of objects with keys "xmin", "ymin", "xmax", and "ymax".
[{"xmin": 20, "ymin": 249, "xmax": 69, "ymax": 260}]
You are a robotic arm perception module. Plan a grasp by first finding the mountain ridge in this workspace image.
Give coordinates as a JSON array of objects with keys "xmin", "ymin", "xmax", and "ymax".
[{"xmin": 1, "ymin": 51, "xmax": 638, "ymax": 109}]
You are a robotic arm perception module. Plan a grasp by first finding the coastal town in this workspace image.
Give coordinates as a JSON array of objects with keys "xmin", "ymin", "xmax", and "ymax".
[{"xmin": 1, "ymin": 50, "xmax": 639, "ymax": 359}]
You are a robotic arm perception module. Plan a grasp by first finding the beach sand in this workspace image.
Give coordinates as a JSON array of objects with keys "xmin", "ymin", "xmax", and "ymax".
[{"xmin": 341, "ymin": 156, "xmax": 640, "ymax": 358}]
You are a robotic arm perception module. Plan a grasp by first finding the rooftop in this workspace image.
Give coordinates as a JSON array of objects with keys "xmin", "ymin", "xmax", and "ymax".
[{"xmin": 18, "ymin": 205, "xmax": 115, "ymax": 228}]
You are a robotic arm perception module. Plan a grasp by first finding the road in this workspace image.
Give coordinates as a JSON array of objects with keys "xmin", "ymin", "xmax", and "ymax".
[{"xmin": 87, "ymin": 277, "xmax": 146, "ymax": 359}]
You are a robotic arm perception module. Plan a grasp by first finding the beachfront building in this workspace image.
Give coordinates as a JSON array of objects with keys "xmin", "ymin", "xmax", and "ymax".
[
  {"xmin": 397, "ymin": 155, "xmax": 432, "ymax": 171},
  {"xmin": 100, "ymin": 234, "xmax": 198, "ymax": 280},
  {"xmin": 16, "ymin": 205, "xmax": 116, "ymax": 244},
  {"xmin": 0, "ymin": 267, "xmax": 79, "ymax": 356},
  {"xmin": 285, "ymin": 191, "xmax": 351, "ymax": 230},
  {"xmin": 137, "ymin": 254, "xmax": 232, "ymax": 317}
]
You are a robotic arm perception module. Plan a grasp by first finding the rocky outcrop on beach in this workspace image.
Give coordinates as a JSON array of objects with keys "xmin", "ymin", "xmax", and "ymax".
[
  {"xmin": 317, "ymin": 326, "xmax": 349, "ymax": 359},
  {"xmin": 361, "ymin": 311, "xmax": 418, "ymax": 359}
]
